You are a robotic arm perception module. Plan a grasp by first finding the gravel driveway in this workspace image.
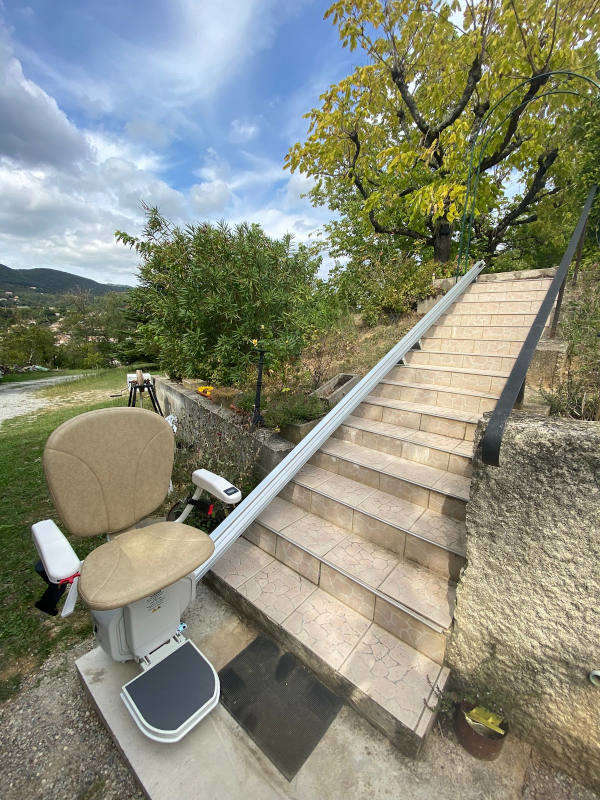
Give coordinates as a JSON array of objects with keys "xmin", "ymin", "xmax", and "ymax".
[{"xmin": 0, "ymin": 374, "xmax": 83, "ymax": 423}]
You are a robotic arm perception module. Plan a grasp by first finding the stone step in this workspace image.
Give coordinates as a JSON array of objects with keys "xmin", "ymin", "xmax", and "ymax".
[
  {"xmin": 440, "ymin": 311, "xmax": 538, "ymax": 327},
  {"xmin": 462, "ymin": 288, "xmax": 549, "ymax": 303},
  {"xmin": 427, "ymin": 322, "xmax": 544, "ymax": 341},
  {"xmin": 333, "ymin": 415, "xmax": 473, "ymax": 477},
  {"xmin": 466, "ymin": 277, "xmax": 552, "ymax": 293},
  {"xmin": 356, "ymin": 395, "xmax": 478, "ymax": 442},
  {"xmin": 476, "ymin": 267, "xmax": 556, "ymax": 282},
  {"xmin": 207, "ymin": 536, "xmax": 451, "ymax": 756},
  {"xmin": 420, "ymin": 337, "xmax": 522, "ymax": 356},
  {"xmin": 371, "ymin": 379, "xmax": 497, "ymax": 415},
  {"xmin": 243, "ymin": 498, "xmax": 458, "ymax": 634},
  {"xmin": 455, "ymin": 295, "xmax": 549, "ymax": 312},
  {"xmin": 284, "ymin": 458, "xmax": 467, "ymax": 550},
  {"xmin": 403, "ymin": 349, "xmax": 517, "ymax": 372},
  {"xmin": 310, "ymin": 440, "xmax": 469, "ymax": 507},
  {"xmin": 389, "ymin": 363, "xmax": 508, "ymax": 394}
]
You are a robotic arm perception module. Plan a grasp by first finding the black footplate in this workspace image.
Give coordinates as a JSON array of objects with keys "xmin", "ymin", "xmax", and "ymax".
[{"xmin": 121, "ymin": 640, "xmax": 219, "ymax": 742}]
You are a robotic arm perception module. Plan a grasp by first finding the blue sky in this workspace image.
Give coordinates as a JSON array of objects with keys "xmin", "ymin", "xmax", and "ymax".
[{"xmin": 0, "ymin": 1, "xmax": 359, "ymax": 284}]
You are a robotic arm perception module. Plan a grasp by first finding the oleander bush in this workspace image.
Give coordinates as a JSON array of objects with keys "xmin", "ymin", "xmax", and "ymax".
[{"xmin": 118, "ymin": 207, "xmax": 331, "ymax": 384}]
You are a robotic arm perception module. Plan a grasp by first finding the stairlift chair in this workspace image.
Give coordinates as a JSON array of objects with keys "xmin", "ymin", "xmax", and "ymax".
[{"xmin": 31, "ymin": 406, "xmax": 242, "ymax": 743}]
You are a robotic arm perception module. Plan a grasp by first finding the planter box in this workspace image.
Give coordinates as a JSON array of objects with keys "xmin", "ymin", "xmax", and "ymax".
[{"xmin": 279, "ymin": 416, "xmax": 324, "ymax": 445}]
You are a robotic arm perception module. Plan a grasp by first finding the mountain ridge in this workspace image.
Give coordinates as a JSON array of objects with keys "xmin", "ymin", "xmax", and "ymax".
[{"xmin": 0, "ymin": 263, "xmax": 132, "ymax": 296}]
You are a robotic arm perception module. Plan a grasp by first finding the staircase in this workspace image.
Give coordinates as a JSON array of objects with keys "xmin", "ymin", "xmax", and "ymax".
[{"xmin": 206, "ymin": 268, "xmax": 555, "ymax": 755}]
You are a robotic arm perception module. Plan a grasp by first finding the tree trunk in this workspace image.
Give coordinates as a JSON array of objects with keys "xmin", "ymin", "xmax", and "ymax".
[{"xmin": 433, "ymin": 219, "xmax": 451, "ymax": 263}]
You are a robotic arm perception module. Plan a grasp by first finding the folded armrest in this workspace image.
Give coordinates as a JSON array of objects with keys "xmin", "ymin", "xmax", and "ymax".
[
  {"xmin": 31, "ymin": 519, "xmax": 81, "ymax": 583},
  {"xmin": 192, "ymin": 469, "xmax": 242, "ymax": 504}
]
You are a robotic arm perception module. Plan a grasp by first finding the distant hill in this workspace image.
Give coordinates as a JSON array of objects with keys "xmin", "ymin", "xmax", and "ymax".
[{"xmin": 0, "ymin": 264, "xmax": 131, "ymax": 297}]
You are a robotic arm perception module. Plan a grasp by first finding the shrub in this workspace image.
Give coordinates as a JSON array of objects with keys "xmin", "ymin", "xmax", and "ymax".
[
  {"xmin": 236, "ymin": 389, "xmax": 328, "ymax": 429},
  {"xmin": 117, "ymin": 209, "xmax": 325, "ymax": 384},
  {"xmin": 330, "ymin": 244, "xmax": 448, "ymax": 325},
  {"xmin": 542, "ymin": 258, "xmax": 600, "ymax": 420}
]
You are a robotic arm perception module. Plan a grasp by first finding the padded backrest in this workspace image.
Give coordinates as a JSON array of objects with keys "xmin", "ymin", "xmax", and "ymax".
[{"xmin": 43, "ymin": 407, "xmax": 174, "ymax": 538}]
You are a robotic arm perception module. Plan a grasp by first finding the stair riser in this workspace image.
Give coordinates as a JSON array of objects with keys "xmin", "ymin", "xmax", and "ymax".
[
  {"xmin": 462, "ymin": 289, "xmax": 549, "ymax": 303},
  {"xmin": 355, "ymin": 401, "xmax": 477, "ymax": 442},
  {"xmin": 332, "ymin": 424, "xmax": 472, "ymax": 477},
  {"xmin": 206, "ymin": 569, "xmax": 445, "ymax": 755},
  {"xmin": 420, "ymin": 337, "xmax": 522, "ymax": 356},
  {"xmin": 441, "ymin": 312, "xmax": 537, "ymax": 327},
  {"xmin": 467, "ymin": 279, "xmax": 552, "ymax": 294},
  {"xmin": 295, "ymin": 447, "xmax": 468, "ymax": 520},
  {"xmin": 428, "ymin": 323, "xmax": 544, "ymax": 341},
  {"xmin": 242, "ymin": 522, "xmax": 452, "ymax": 662},
  {"xmin": 404, "ymin": 350, "xmax": 516, "ymax": 372},
  {"xmin": 388, "ymin": 365, "xmax": 506, "ymax": 394},
  {"xmin": 372, "ymin": 382, "xmax": 496, "ymax": 415},
  {"xmin": 446, "ymin": 299, "xmax": 544, "ymax": 313}
]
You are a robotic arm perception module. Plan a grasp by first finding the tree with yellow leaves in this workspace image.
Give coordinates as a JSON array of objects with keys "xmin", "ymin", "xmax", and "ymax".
[{"xmin": 286, "ymin": 0, "xmax": 599, "ymax": 264}]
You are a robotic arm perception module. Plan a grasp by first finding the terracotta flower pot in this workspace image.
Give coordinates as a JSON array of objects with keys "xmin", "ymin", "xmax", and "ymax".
[{"xmin": 454, "ymin": 701, "xmax": 507, "ymax": 761}]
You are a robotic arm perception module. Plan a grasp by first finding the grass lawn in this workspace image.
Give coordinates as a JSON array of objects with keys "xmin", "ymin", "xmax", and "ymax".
[
  {"xmin": 0, "ymin": 368, "xmax": 87, "ymax": 384},
  {"xmin": 0, "ymin": 372, "xmax": 149, "ymax": 702}
]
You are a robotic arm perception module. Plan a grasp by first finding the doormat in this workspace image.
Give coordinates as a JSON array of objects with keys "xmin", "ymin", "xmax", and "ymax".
[{"xmin": 219, "ymin": 634, "xmax": 343, "ymax": 781}]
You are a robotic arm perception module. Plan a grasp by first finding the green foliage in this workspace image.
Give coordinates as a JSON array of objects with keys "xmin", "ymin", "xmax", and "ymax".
[
  {"xmin": 237, "ymin": 389, "xmax": 328, "ymax": 429},
  {"xmin": 117, "ymin": 208, "xmax": 326, "ymax": 384},
  {"xmin": 331, "ymin": 240, "xmax": 450, "ymax": 324},
  {"xmin": 542, "ymin": 258, "xmax": 600, "ymax": 419},
  {"xmin": 0, "ymin": 323, "xmax": 56, "ymax": 367},
  {"xmin": 286, "ymin": 0, "xmax": 599, "ymax": 264}
]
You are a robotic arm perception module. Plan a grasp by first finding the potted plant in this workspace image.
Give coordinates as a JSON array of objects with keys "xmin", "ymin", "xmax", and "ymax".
[{"xmin": 453, "ymin": 695, "xmax": 508, "ymax": 761}]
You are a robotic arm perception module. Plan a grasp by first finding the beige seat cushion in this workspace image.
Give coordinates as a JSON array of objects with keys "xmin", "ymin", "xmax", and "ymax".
[{"xmin": 79, "ymin": 522, "xmax": 215, "ymax": 611}]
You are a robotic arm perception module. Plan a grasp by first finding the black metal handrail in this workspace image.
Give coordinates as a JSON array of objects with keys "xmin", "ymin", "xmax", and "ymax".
[{"xmin": 481, "ymin": 185, "xmax": 597, "ymax": 466}]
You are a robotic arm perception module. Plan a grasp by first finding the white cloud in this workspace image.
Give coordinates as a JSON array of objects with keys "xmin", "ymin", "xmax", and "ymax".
[
  {"xmin": 0, "ymin": 40, "xmax": 90, "ymax": 168},
  {"xmin": 190, "ymin": 179, "xmax": 232, "ymax": 214},
  {"xmin": 229, "ymin": 119, "xmax": 259, "ymax": 143}
]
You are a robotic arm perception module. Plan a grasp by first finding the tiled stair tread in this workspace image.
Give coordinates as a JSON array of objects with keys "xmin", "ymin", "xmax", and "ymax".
[
  {"xmin": 477, "ymin": 268, "xmax": 556, "ymax": 281},
  {"xmin": 422, "ymin": 334, "xmax": 528, "ymax": 345},
  {"xmin": 396, "ymin": 363, "xmax": 510, "ymax": 378},
  {"xmin": 406, "ymin": 349, "xmax": 517, "ymax": 361},
  {"xmin": 290, "ymin": 467, "xmax": 467, "ymax": 554},
  {"xmin": 211, "ymin": 539, "xmax": 449, "ymax": 735},
  {"xmin": 438, "ymin": 316, "xmax": 537, "ymax": 327},
  {"xmin": 266, "ymin": 488, "xmax": 466, "ymax": 556},
  {"xmin": 467, "ymin": 280, "xmax": 552, "ymax": 292},
  {"xmin": 380, "ymin": 379, "xmax": 500, "ymax": 401},
  {"xmin": 342, "ymin": 415, "xmax": 473, "ymax": 456},
  {"xmin": 317, "ymin": 440, "xmax": 471, "ymax": 500},
  {"xmin": 252, "ymin": 501, "xmax": 457, "ymax": 629},
  {"xmin": 365, "ymin": 394, "xmax": 480, "ymax": 423}
]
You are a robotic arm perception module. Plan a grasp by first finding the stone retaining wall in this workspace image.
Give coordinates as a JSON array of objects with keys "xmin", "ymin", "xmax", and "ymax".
[
  {"xmin": 154, "ymin": 377, "xmax": 293, "ymax": 479},
  {"xmin": 448, "ymin": 413, "xmax": 600, "ymax": 790}
]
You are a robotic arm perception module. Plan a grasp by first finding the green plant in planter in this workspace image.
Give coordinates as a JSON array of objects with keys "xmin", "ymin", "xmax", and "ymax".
[{"xmin": 236, "ymin": 389, "xmax": 329, "ymax": 430}]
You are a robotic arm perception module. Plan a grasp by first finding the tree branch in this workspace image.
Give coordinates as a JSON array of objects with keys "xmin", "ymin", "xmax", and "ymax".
[
  {"xmin": 485, "ymin": 148, "xmax": 558, "ymax": 250},
  {"xmin": 346, "ymin": 131, "xmax": 426, "ymax": 241},
  {"xmin": 480, "ymin": 74, "xmax": 548, "ymax": 171}
]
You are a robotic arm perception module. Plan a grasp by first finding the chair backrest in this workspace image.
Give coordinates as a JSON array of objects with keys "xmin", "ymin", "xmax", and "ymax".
[{"xmin": 43, "ymin": 407, "xmax": 174, "ymax": 538}]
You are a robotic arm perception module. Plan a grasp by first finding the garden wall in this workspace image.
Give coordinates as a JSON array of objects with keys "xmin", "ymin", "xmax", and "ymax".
[
  {"xmin": 447, "ymin": 413, "xmax": 600, "ymax": 790},
  {"xmin": 154, "ymin": 378, "xmax": 293, "ymax": 479}
]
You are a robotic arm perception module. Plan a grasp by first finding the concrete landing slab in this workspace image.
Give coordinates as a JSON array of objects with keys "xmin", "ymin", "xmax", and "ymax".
[{"xmin": 76, "ymin": 583, "xmax": 532, "ymax": 800}]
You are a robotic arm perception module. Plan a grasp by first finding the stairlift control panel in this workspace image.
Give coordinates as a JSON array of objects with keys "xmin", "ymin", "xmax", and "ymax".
[{"xmin": 192, "ymin": 469, "xmax": 242, "ymax": 504}]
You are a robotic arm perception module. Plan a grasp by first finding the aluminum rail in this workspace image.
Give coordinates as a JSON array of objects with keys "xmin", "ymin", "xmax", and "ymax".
[
  {"xmin": 481, "ymin": 185, "xmax": 597, "ymax": 467},
  {"xmin": 194, "ymin": 259, "xmax": 487, "ymax": 580}
]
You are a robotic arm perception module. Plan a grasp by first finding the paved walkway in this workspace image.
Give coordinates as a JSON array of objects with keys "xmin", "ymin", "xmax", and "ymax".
[{"xmin": 0, "ymin": 374, "xmax": 82, "ymax": 422}]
